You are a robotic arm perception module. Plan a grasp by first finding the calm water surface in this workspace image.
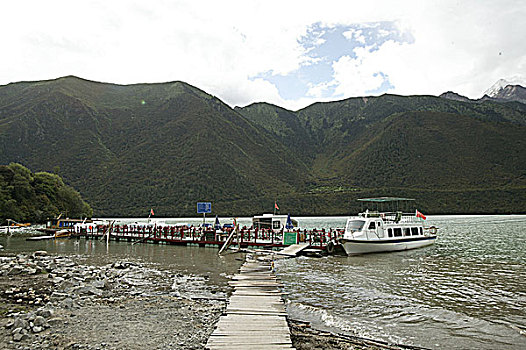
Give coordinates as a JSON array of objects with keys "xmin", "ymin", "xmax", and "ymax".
[{"xmin": 1, "ymin": 215, "xmax": 525, "ymax": 349}]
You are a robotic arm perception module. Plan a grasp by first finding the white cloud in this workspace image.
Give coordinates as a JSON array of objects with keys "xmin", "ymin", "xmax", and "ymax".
[
  {"xmin": 0, "ymin": 0, "xmax": 525, "ymax": 110},
  {"xmin": 310, "ymin": 1, "xmax": 526, "ymax": 102},
  {"xmin": 342, "ymin": 29, "xmax": 366, "ymax": 44}
]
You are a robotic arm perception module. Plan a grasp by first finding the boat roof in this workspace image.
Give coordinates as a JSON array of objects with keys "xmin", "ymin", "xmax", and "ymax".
[
  {"xmin": 357, "ymin": 197, "xmax": 415, "ymax": 202},
  {"xmin": 253, "ymin": 214, "xmax": 290, "ymax": 219}
]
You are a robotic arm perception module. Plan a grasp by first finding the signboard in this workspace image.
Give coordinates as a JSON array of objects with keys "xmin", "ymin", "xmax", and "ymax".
[
  {"xmin": 283, "ymin": 231, "xmax": 298, "ymax": 246},
  {"xmin": 197, "ymin": 202, "xmax": 212, "ymax": 214}
]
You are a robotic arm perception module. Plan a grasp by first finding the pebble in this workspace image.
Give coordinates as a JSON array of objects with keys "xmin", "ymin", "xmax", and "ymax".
[{"xmin": 0, "ymin": 251, "xmax": 228, "ymax": 349}]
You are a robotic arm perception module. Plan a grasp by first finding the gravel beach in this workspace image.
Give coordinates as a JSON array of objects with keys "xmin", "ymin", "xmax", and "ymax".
[
  {"xmin": 1, "ymin": 251, "xmax": 418, "ymax": 350},
  {"xmin": 0, "ymin": 252, "xmax": 226, "ymax": 350}
]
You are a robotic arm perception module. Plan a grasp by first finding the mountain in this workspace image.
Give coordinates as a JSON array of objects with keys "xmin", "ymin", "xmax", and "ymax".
[
  {"xmin": 0, "ymin": 76, "xmax": 309, "ymax": 216},
  {"xmin": 439, "ymin": 91, "xmax": 472, "ymax": 102},
  {"xmin": 239, "ymin": 94, "xmax": 526, "ymax": 214},
  {"xmin": 484, "ymin": 77, "xmax": 526, "ymax": 97},
  {"xmin": 488, "ymin": 85, "xmax": 526, "ymax": 104},
  {"xmin": 441, "ymin": 80, "xmax": 526, "ymax": 105},
  {"xmin": 1, "ymin": 76, "xmax": 525, "ymax": 216},
  {"xmin": 482, "ymin": 77, "xmax": 526, "ymax": 104}
]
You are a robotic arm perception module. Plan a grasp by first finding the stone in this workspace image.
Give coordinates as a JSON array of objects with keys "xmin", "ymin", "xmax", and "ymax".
[
  {"xmin": 13, "ymin": 332, "xmax": 27, "ymax": 341},
  {"xmin": 8, "ymin": 265, "xmax": 23, "ymax": 275},
  {"xmin": 33, "ymin": 316, "xmax": 46, "ymax": 327},
  {"xmin": 60, "ymin": 298, "xmax": 74, "ymax": 309},
  {"xmin": 92, "ymin": 280, "xmax": 106, "ymax": 289},
  {"xmin": 52, "ymin": 276, "xmax": 65, "ymax": 284},
  {"xmin": 47, "ymin": 317, "xmax": 64, "ymax": 326},
  {"xmin": 13, "ymin": 318, "xmax": 29, "ymax": 330},
  {"xmin": 25, "ymin": 267, "xmax": 37, "ymax": 274},
  {"xmin": 50, "ymin": 292, "xmax": 69, "ymax": 300},
  {"xmin": 32, "ymin": 326, "xmax": 43, "ymax": 333},
  {"xmin": 33, "ymin": 251, "xmax": 48, "ymax": 257},
  {"xmin": 36, "ymin": 308, "xmax": 53, "ymax": 318}
]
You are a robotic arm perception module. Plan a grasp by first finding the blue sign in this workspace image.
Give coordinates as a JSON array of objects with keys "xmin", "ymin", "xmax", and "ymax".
[{"xmin": 197, "ymin": 202, "xmax": 212, "ymax": 214}]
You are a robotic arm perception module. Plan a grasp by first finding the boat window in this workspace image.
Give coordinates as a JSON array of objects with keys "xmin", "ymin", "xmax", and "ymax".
[
  {"xmin": 411, "ymin": 227, "xmax": 419, "ymax": 235},
  {"xmin": 404, "ymin": 228, "xmax": 410, "ymax": 236},
  {"xmin": 272, "ymin": 221, "xmax": 281, "ymax": 229},
  {"xmin": 394, "ymin": 228, "xmax": 402, "ymax": 237},
  {"xmin": 346, "ymin": 220, "xmax": 365, "ymax": 233},
  {"xmin": 388, "ymin": 228, "xmax": 393, "ymax": 237},
  {"xmin": 253, "ymin": 218, "xmax": 272, "ymax": 229},
  {"xmin": 368, "ymin": 222, "xmax": 376, "ymax": 229}
]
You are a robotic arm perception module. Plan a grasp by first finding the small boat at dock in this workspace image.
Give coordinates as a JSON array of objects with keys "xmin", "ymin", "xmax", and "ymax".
[
  {"xmin": 252, "ymin": 213, "xmax": 298, "ymax": 231},
  {"xmin": 37, "ymin": 214, "xmax": 94, "ymax": 234},
  {"xmin": 339, "ymin": 197, "xmax": 437, "ymax": 255},
  {"xmin": 0, "ymin": 219, "xmax": 33, "ymax": 234}
]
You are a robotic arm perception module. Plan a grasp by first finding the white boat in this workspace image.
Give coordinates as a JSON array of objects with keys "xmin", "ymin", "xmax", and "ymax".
[{"xmin": 339, "ymin": 197, "xmax": 437, "ymax": 255}]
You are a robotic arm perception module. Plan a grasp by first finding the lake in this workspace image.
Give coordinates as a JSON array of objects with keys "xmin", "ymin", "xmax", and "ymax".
[{"xmin": 1, "ymin": 215, "xmax": 525, "ymax": 349}]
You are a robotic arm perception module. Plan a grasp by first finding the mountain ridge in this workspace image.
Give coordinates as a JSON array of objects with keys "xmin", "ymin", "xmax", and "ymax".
[{"xmin": 1, "ymin": 76, "xmax": 525, "ymax": 215}]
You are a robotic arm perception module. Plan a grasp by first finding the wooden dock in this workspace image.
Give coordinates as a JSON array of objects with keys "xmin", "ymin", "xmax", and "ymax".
[
  {"xmin": 206, "ymin": 255, "xmax": 295, "ymax": 349},
  {"xmin": 70, "ymin": 224, "xmax": 339, "ymax": 252}
]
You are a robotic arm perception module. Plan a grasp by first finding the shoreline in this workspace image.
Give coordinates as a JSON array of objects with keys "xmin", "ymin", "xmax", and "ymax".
[{"xmin": 1, "ymin": 252, "xmax": 421, "ymax": 350}]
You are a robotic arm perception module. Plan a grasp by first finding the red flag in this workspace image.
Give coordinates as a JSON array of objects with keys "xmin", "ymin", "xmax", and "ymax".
[
  {"xmin": 274, "ymin": 202, "xmax": 279, "ymax": 210},
  {"xmin": 415, "ymin": 210, "xmax": 426, "ymax": 220},
  {"xmin": 150, "ymin": 208, "xmax": 155, "ymax": 216}
]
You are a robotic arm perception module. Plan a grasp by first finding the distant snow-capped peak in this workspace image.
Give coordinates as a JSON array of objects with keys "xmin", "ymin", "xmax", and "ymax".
[{"xmin": 484, "ymin": 76, "xmax": 526, "ymax": 97}]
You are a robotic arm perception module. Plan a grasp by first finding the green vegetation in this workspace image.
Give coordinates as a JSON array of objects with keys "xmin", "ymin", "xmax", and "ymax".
[
  {"xmin": 0, "ymin": 76, "xmax": 524, "ymax": 216},
  {"xmin": 0, "ymin": 163, "xmax": 92, "ymax": 223}
]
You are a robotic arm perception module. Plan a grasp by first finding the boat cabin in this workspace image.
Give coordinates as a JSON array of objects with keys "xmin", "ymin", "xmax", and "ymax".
[
  {"xmin": 344, "ymin": 216, "xmax": 425, "ymax": 240},
  {"xmin": 343, "ymin": 197, "xmax": 426, "ymax": 241},
  {"xmin": 46, "ymin": 217, "xmax": 89, "ymax": 229},
  {"xmin": 252, "ymin": 214, "xmax": 298, "ymax": 231}
]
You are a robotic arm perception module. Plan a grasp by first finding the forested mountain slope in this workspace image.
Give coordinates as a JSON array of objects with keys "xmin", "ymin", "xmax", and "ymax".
[{"xmin": 1, "ymin": 76, "xmax": 524, "ymax": 215}]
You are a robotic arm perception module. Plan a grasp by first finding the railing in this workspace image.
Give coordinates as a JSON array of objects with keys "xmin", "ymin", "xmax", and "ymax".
[
  {"xmin": 72, "ymin": 224, "xmax": 346, "ymax": 248},
  {"xmin": 361, "ymin": 211, "xmax": 422, "ymax": 223}
]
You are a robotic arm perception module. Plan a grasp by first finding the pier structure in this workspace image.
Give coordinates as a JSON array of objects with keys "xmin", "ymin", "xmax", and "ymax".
[
  {"xmin": 71, "ymin": 224, "xmax": 343, "ymax": 251},
  {"xmin": 206, "ymin": 254, "xmax": 295, "ymax": 349}
]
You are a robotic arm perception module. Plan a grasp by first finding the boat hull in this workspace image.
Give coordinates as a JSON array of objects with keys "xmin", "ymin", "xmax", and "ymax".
[{"xmin": 340, "ymin": 235, "xmax": 437, "ymax": 255}]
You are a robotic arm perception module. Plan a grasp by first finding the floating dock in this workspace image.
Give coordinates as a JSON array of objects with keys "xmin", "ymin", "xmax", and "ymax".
[
  {"xmin": 69, "ymin": 224, "xmax": 342, "ymax": 252},
  {"xmin": 206, "ymin": 255, "xmax": 295, "ymax": 349}
]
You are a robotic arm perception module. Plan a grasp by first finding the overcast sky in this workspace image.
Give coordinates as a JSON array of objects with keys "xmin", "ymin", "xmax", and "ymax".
[{"xmin": 1, "ymin": 0, "xmax": 525, "ymax": 110}]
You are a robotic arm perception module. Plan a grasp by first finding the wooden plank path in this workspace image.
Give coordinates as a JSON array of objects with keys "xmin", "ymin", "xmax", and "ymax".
[{"xmin": 206, "ymin": 255, "xmax": 295, "ymax": 349}]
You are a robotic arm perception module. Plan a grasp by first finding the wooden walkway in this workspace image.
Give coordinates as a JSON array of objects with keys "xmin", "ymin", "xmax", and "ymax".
[{"xmin": 206, "ymin": 255, "xmax": 295, "ymax": 349}]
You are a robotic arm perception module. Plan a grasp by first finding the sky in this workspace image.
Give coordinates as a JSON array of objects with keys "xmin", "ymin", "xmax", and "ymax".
[{"xmin": 1, "ymin": 0, "xmax": 525, "ymax": 110}]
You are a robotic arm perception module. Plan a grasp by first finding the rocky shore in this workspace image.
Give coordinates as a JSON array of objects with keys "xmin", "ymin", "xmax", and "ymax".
[
  {"xmin": 0, "ymin": 251, "xmax": 226, "ymax": 350},
  {"xmin": 1, "ymin": 251, "xmax": 418, "ymax": 350}
]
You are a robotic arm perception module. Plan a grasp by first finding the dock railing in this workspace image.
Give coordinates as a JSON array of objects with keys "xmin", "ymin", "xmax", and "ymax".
[{"xmin": 72, "ymin": 224, "xmax": 345, "ymax": 250}]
